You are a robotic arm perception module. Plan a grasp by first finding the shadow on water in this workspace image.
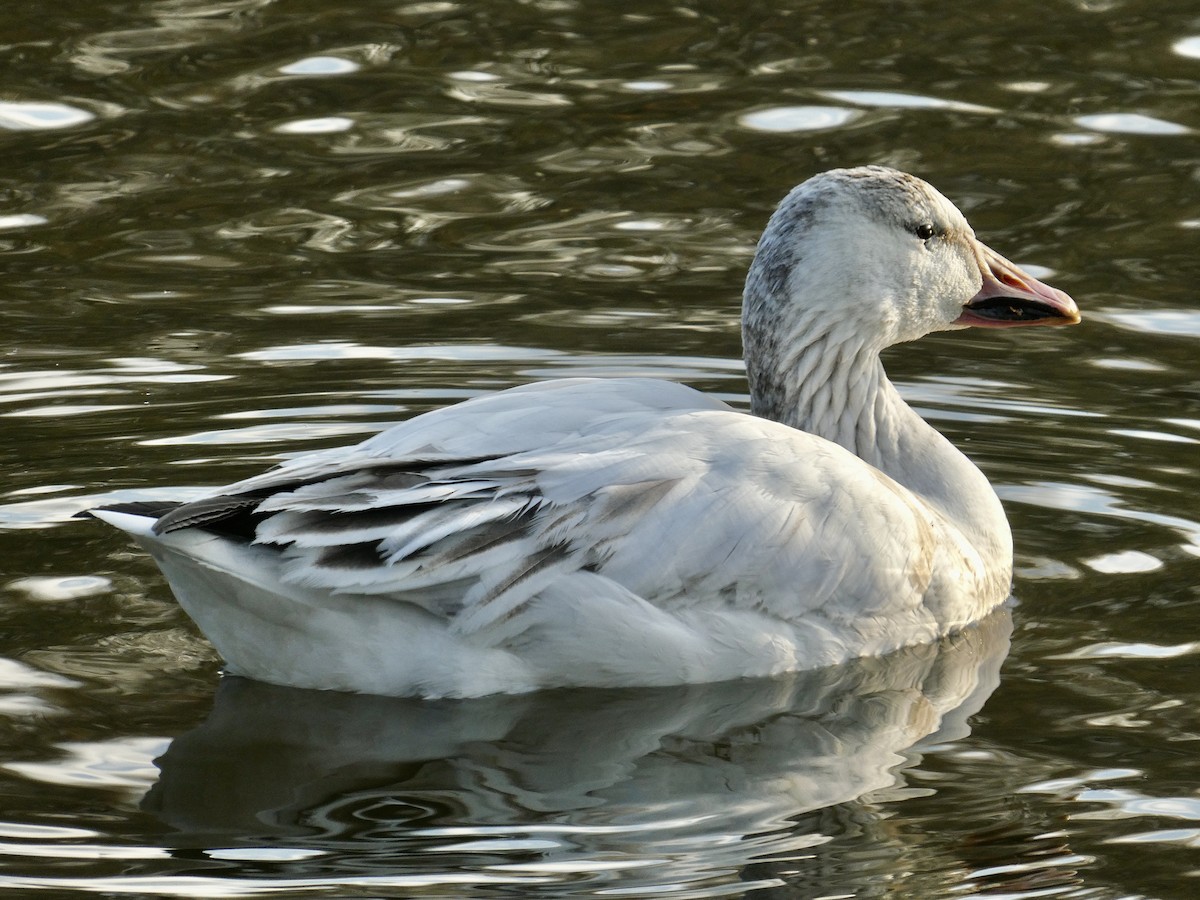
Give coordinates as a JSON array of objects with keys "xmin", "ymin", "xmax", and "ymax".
[{"xmin": 133, "ymin": 609, "xmax": 1011, "ymax": 895}]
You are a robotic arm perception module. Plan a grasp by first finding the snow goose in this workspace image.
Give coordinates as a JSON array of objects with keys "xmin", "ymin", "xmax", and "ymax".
[{"xmin": 90, "ymin": 166, "xmax": 1080, "ymax": 698}]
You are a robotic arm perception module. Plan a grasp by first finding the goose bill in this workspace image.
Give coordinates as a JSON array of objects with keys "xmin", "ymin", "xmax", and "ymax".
[{"xmin": 956, "ymin": 242, "xmax": 1081, "ymax": 328}]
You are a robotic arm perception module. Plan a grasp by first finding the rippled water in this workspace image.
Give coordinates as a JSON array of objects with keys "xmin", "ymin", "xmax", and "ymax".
[{"xmin": 2, "ymin": 0, "xmax": 1199, "ymax": 896}]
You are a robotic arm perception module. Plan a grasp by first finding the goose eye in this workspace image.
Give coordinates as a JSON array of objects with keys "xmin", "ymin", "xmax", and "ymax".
[{"xmin": 912, "ymin": 223, "xmax": 937, "ymax": 241}]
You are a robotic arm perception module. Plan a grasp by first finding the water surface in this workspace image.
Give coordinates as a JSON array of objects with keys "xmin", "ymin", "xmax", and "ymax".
[{"xmin": 2, "ymin": 0, "xmax": 1200, "ymax": 896}]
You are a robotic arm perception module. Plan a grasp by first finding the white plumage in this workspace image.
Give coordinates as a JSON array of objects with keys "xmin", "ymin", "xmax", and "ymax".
[{"xmin": 91, "ymin": 166, "xmax": 1080, "ymax": 697}]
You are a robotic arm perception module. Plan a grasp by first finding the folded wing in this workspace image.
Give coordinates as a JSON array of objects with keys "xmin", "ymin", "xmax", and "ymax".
[{"xmin": 149, "ymin": 378, "xmax": 941, "ymax": 646}]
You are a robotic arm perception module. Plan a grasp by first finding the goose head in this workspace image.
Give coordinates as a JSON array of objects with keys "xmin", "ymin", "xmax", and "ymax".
[{"xmin": 743, "ymin": 166, "xmax": 1080, "ymax": 359}]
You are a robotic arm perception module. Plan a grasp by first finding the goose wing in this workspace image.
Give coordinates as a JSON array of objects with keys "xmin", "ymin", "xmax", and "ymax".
[{"xmin": 153, "ymin": 378, "xmax": 941, "ymax": 640}]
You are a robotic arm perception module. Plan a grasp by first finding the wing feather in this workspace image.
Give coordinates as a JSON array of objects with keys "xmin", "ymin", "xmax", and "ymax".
[{"xmin": 144, "ymin": 378, "xmax": 945, "ymax": 642}]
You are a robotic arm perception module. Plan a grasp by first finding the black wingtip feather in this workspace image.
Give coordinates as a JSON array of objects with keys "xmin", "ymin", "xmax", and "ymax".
[
  {"xmin": 153, "ymin": 495, "xmax": 263, "ymax": 535},
  {"xmin": 75, "ymin": 500, "xmax": 183, "ymax": 521}
]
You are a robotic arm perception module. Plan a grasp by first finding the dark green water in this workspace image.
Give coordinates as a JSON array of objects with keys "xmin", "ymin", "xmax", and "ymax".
[{"xmin": 2, "ymin": 0, "xmax": 1199, "ymax": 896}]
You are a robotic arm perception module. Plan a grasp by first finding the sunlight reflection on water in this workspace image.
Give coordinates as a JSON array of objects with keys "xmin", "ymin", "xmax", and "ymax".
[{"xmin": 0, "ymin": 0, "xmax": 1199, "ymax": 896}]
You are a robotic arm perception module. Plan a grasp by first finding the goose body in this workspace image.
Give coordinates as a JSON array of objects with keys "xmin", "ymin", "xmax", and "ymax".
[{"xmin": 92, "ymin": 167, "xmax": 1079, "ymax": 698}]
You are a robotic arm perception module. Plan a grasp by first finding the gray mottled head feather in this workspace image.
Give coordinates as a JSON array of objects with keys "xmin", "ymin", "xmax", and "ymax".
[
  {"xmin": 743, "ymin": 166, "xmax": 962, "ymax": 307},
  {"xmin": 741, "ymin": 166, "xmax": 978, "ymax": 422}
]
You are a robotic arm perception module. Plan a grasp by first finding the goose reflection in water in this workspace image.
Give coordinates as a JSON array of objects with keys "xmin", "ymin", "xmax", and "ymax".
[{"xmin": 143, "ymin": 608, "xmax": 1011, "ymax": 895}]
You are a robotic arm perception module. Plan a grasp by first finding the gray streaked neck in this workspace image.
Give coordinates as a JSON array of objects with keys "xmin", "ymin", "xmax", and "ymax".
[
  {"xmin": 744, "ymin": 313, "xmax": 889, "ymax": 459},
  {"xmin": 743, "ymin": 309, "xmax": 1010, "ymax": 567}
]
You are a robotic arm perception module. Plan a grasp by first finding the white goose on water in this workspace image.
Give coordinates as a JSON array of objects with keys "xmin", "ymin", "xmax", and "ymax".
[{"xmin": 91, "ymin": 166, "xmax": 1080, "ymax": 698}]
